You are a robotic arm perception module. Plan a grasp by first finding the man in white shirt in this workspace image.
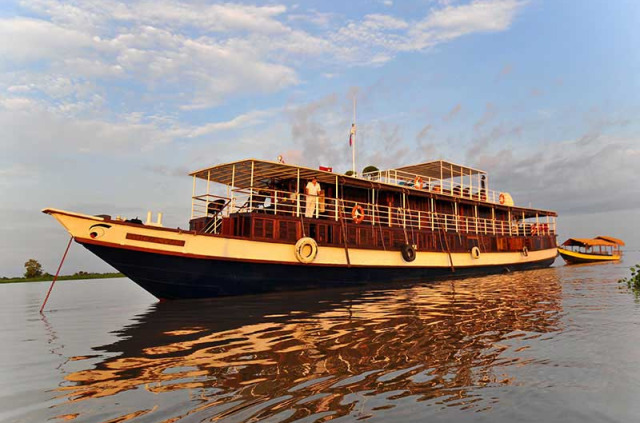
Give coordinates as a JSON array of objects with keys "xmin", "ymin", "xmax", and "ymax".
[{"xmin": 305, "ymin": 176, "xmax": 322, "ymax": 218}]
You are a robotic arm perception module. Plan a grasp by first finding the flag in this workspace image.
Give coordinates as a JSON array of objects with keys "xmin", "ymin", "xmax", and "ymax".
[
  {"xmin": 319, "ymin": 166, "xmax": 333, "ymax": 172},
  {"xmin": 349, "ymin": 123, "xmax": 356, "ymax": 146}
]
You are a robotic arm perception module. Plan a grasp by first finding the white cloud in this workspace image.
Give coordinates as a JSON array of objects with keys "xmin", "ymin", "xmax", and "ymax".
[
  {"xmin": 180, "ymin": 109, "xmax": 279, "ymax": 138},
  {"xmin": 333, "ymin": 0, "xmax": 527, "ymax": 63},
  {"xmin": 3, "ymin": 0, "xmax": 530, "ymax": 110},
  {"xmin": 0, "ymin": 17, "xmax": 93, "ymax": 62},
  {"xmin": 410, "ymin": 0, "xmax": 526, "ymax": 47},
  {"xmin": 117, "ymin": 1, "xmax": 289, "ymax": 33}
]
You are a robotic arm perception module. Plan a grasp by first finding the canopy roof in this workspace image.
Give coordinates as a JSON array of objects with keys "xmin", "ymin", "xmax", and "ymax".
[
  {"xmin": 392, "ymin": 160, "xmax": 486, "ymax": 179},
  {"xmin": 595, "ymin": 236, "xmax": 625, "ymax": 246},
  {"xmin": 190, "ymin": 159, "xmax": 349, "ymax": 189},
  {"xmin": 189, "ymin": 159, "xmax": 555, "ymax": 215},
  {"xmin": 561, "ymin": 238, "xmax": 619, "ymax": 247}
]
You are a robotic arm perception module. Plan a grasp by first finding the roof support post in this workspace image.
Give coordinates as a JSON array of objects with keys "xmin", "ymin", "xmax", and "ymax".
[
  {"xmin": 191, "ymin": 174, "xmax": 196, "ymax": 219},
  {"xmin": 372, "ymin": 188, "xmax": 376, "ymax": 226},
  {"xmin": 231, "ymin": 164, "xmax": 236, "ymax": 213},
  {"xmin": 431, "ymin": 198, "xmax": 435, "ymax": 231},
  {"xmin": 402, "ymin": 192, "xmax": 406, "ymax": 229},
  {"xmin": 335, "ymin": 175, "xmax": 339, "ymax": 221},
  {"xmin": 491, "ymin": 207, "xmax": 496, "ymax": 235},
  {"xmin": 546, "ymin": 215, "xmax": 550, "ymax": 235},
  {"xmin": 206, "ymin": 170, "xmax": 211, "ymax": 216},
  {"xmin": 474, "ymin": 205, "xmax": 479, "ymax": 235},
  {"xmin": 508, "ymin": 210, "xmax": 512, "ymax": 236},
  {"xmin": 454, "ymin": 202, "xmax": 459, "ymax": 233},
  {"xmin": 250, "ymin": 161, "xmax": 254, "ymax": 212},
  {"xmin": 296, "ymin": 168, "xmax": 300, "ymax": 217}
]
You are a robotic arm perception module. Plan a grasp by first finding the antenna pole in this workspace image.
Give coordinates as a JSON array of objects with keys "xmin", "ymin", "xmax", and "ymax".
[{"xmin": 352, "ymin": 96, "xmax": 356, "ymax": 176}]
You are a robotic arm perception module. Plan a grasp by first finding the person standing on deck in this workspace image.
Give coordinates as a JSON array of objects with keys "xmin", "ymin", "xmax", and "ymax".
[{"xmin": 305, "ymin": 176, "xmax": 322, "ymax": 218}]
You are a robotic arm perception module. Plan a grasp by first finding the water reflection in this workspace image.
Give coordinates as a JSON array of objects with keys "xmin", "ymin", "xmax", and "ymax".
[{"xmin": 57, "ymin": 270, "xmax": 562, "ymax": 422}]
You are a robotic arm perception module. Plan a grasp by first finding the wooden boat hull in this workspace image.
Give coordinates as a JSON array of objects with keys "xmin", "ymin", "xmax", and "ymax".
[
  {"xmin": 44, "ymin": 208, "xmax": 558, "ymax": 299},
  {"xmin": 558, "ymin": 247, "xmax": 620, "ymax": 264},
  {"xmin": 80, "ymin": 239, "xmax": 556, "ymax": 299}
]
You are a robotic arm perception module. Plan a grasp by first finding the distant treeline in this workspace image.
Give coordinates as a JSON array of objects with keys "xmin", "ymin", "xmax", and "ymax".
[{"xmin": 0, "ymin": 271, "xmax": 125, "ymax": 284}]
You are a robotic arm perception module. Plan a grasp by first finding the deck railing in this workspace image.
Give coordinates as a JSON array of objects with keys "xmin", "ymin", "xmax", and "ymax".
[
  {"xmin": 191, "ymin": 188, "xmax": 555, "ymax": 237},
  {"xmin": 362, "ymin": 169, "xmax": 502, "ymax": 204}
]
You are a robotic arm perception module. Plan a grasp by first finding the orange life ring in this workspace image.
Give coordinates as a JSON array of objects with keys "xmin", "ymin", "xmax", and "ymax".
[
  {"xmin": 351, "ymin": 204, "xmax": 365, "ymax": 224},
  {"xmin": 499, "ymin": 193, "xmax": 505, "ymax": 204},
  {"xmin": 414, "ymin": 176, "xmax": 424, "ymax": 189}
]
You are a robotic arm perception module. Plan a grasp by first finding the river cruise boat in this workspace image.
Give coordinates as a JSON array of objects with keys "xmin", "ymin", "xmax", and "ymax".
[
  {"xmin": 44, "ymin": 159, "xmax": 558, "ymax": 299},
  {"xmin": 558, "ymin": 236, "xmax": 624, "ymax": 264}
]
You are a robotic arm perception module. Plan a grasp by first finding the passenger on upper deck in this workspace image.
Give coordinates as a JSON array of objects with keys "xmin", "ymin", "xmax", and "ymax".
[{"xmin": 305, "ymin": 176, "xmax": 322, "ymax": 218}]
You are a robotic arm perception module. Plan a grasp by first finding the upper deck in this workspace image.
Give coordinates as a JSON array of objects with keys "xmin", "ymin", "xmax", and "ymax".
[
  {"xmin": 188, "ymin": 158, "xmax": 557, "ymax": 240},
  {"xmin": 190, "ymin": 159, "xmax": 553, "ymax": 213}
]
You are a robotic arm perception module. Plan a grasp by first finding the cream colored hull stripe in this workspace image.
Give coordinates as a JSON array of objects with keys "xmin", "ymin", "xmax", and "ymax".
[{"xmin": 44, "ymin": 208, "xmax": 557, "ymax": 268}]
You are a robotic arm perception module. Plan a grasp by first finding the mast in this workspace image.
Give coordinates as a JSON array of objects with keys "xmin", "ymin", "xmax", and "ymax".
[{"xmin": 352, "ymin": 95, "xmax": 356, "ymax": 176}]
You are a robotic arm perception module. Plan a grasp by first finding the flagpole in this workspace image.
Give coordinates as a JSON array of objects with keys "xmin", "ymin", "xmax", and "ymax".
[{"xmin": 352, "ymin": 96, "xmax": 356, "ymax": 176}]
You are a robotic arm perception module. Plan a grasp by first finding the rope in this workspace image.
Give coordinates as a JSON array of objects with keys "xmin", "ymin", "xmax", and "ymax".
[{"xmin": 40, "ymin": 236, "xmax": 73, "ymax": 313}]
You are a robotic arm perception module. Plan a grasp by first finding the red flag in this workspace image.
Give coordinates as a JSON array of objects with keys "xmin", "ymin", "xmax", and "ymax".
[{"xmin": 319, "ymin": 166, "xmax": 333, "ymax": 172}]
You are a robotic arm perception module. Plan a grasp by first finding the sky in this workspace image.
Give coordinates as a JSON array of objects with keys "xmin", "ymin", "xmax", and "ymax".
[{"xmin": 1, "ymin": 0, "xmax": 640, "ymax": 276}]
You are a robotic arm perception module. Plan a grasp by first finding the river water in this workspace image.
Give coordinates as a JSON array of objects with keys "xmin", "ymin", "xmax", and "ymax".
[{"xmin": 1, "ymin": 253, "xmax": 640, "ymax": 423}]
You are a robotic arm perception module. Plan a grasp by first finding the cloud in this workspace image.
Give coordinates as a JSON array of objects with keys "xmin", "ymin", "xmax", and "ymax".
[
  {"xmin": 473, "ymin": 102, "xmax": 497, "ymax": 131},
  {"xmin": 474, "ymin": 136, "xmax": 640, "ymax": 215},
  {"xmin": 497, "ymin": 64, "xmax": 513, "ymax": 80},
  {"xmin": 3, "ymin": 0, "xmax": 530, "ymax": 114},
  {"xmin": 287, "ymin": 94, "xmax": 344, "ymax": 169},
  {"xmin": 416, "ymin": 124, "xmax": 433, "ymax": 143},
  {"xmin": 408, "ymin": 0, "xmax": 526, "ymax": 49},
  {"xmin": 181, "ymin": 109, "xmax": 279, "ymax": 138},
  {"xmin": 0, "ymin": 17, "xmax": 93, "ymax": 62},
  {"xmin": 443, "ymin": 103, "xmax": 462, "ymax": 121}
]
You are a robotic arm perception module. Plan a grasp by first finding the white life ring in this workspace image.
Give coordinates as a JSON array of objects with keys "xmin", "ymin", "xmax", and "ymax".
[
  {"xmin": 470, "ymin": 246, "xmax": 481, "ymax": 259},
  {"xmin": 294, "ymin": 237, "xmax": 318, "ymax": 264}
]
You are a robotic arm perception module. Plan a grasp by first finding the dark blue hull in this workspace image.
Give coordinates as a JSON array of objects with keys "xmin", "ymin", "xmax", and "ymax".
[{"xmin": 81, "ymin": 241, "xmax": 556, "ymax": 300}]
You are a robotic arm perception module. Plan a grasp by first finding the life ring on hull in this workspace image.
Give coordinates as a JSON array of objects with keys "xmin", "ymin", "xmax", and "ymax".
[
  {"xmin": 470, "ymin": 246, "xmax": 481, "ymax": 259},
  {"xmin": 352, "ymin": 204, "xmax": 365, "ymax": 224},
  {"xmin": 401, "ymin": 244, "xmax": 416, "ymax": 262},
  {"xmin": 414, "ymin": 176, "xmax": 424, "ymax": 189},
  {"xmin": 522, "ymin": 246, "xmax": 528, "ymax": 257},
  {"xmin": 499, "ymin": 193, "xmax": 506, "ymax": 205},
  {"xmin": 294, "ymin": 237, "xmax": 318, "ymax": 264}
]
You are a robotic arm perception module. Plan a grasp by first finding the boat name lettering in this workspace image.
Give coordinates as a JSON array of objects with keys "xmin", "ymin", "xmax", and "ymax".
[{"xmin": 126, "ymin": 233, "xmax": 185, "ymax": 247}]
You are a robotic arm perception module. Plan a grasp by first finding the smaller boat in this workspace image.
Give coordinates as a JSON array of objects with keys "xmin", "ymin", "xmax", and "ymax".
[{"xmin": 558, "ymin": 236, "xmax": 624, "ymax": 264}]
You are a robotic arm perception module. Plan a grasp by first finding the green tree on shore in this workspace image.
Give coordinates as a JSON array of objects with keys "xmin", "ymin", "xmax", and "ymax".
[{"xmin": 24, "ymin": 259, "xmax": 43, "ymax": 278}]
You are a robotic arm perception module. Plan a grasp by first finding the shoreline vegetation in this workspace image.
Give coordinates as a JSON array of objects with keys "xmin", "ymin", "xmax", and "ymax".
[{"xmin": 1, "ymin": 272, "xmax": 125, "ymax": 284}]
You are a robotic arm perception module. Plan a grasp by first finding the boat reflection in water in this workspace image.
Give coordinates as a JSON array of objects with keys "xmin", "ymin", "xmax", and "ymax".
[{"xmin": 57, "ymin": 270, "xmax": 562, "ymax": 422}]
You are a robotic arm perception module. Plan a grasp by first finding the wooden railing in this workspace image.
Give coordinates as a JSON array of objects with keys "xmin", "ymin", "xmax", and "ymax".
[
  {"xmin": 191, "ymin": 189, "xmax": 555, "ymax": 237},
  {"xmin": 362, "ymin": 169, "xmax": 501, "ymax": 204}
]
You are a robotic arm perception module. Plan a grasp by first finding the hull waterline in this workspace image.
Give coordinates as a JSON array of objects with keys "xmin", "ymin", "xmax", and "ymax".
[{"xmin": 80, "ymin": 239, "xmax": 557, "ymax": 300}]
